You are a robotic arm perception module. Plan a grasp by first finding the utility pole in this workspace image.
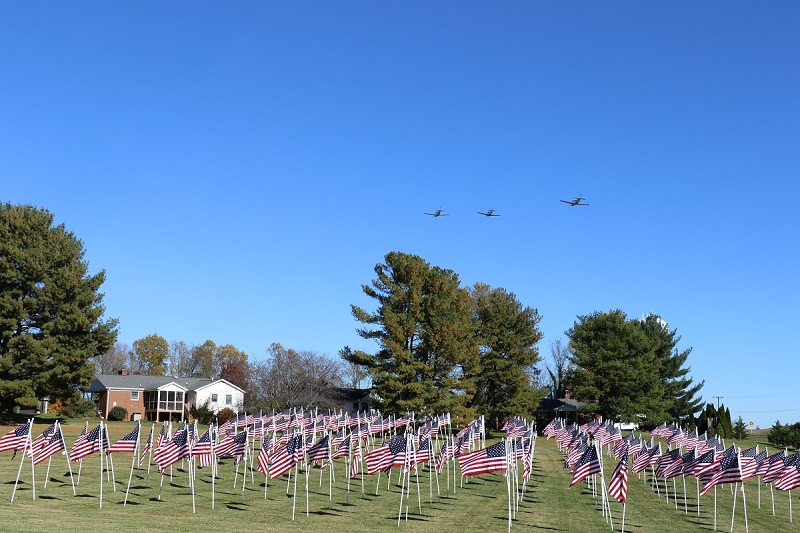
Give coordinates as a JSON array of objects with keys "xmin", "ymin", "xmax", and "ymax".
[{"xmin": 712, "ymin": 396, "xmax": 724, "ymax": 409}]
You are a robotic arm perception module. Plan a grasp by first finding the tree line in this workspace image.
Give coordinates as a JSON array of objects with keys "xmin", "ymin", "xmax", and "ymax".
[
  {"xmin": 2, "ymin": 203, "xmax": 706, "ymax": 428},
  {"xmin": 95, "ymin": 338, "xmax": 358, "ymax": 413},
  {"xmin": 345, "ymin": 251, "xmax": 705, "ymax": 429}
]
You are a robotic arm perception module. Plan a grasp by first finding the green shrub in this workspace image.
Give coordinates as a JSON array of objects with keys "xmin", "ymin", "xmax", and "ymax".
[
  {"xmin": 216, "ymin": 407, "xmax": 236, "ymax": 425},
  {"xmin": 190, "ymin": 399, "xmax": 215, "ymax": 425},
  {"xmin": 107, "ymin": 406, "xmax": 128, "ymax": 421},
  {"xmin": 59, "ymin": 397, "xmax": 97, "ymax": 418}
]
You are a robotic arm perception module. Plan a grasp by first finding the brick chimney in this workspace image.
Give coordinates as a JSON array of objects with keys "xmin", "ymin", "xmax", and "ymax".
[{"xmin": 118, "ymin": 369, "xmax": 129, "ymax": 376}]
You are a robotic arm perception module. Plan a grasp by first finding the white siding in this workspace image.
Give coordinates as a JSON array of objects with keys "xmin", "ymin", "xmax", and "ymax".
[{"xmin": 194, "ymin": 381, "xmax": 244, "ymax": 414}]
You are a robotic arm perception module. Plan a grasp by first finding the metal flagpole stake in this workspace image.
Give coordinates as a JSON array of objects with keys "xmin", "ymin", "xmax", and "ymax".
[
  {"xmin": 11, "ymin": 419, "xmax": 33, "ymax": 502},
  {"xmin": 99, "ymin": 422, "xmax": 105, "ymax": 509},
  {"xmin": 124, "ymin": 421, "xmax": 140, "ymax": 506}
]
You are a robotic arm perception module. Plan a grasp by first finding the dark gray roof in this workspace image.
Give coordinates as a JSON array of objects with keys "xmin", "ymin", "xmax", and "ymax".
[
  {"xmin": 87, "ymin": 374, "xmax": 214, "ymax": 393},
  {"xmin": 536, "ymin": 398, "xmax": 586, "ymax": 413}
]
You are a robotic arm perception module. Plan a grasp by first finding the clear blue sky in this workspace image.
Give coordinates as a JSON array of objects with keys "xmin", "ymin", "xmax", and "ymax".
[{"xmin": 3, "ymin": 2, "xmax": 798, "ymax": 429}]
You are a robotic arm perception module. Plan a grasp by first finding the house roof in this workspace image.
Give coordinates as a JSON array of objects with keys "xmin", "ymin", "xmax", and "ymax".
[
  {"xmin": 87, "ymin": 374, "xmax": 218, "ymax": 393},
  {"xmin": 535, "ymin": 397, "xmax": 586, "ymax": 413},
  {"xmin": 325, "ymin": 387, "xmax": 372, "ymax": 403},
  {"xmin": 194, "ymin": 378, "xmax": 244, "ymax": 394}
]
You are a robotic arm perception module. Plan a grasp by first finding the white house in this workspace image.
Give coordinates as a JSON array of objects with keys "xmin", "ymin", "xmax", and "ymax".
[{"xmin": 87, "ymin": 370, "xmax": 245, "ymax": 422}]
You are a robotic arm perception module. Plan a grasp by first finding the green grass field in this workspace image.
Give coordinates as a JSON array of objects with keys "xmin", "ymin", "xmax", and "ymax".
[{"xmin": 0, "ymin": 421, "xmax": 796, "ymax": 532}]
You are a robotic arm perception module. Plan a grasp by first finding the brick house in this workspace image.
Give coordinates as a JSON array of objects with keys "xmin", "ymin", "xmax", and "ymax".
[{"xmin": 87, "ymin": 370, "xmax": 245, "ymax": 422}]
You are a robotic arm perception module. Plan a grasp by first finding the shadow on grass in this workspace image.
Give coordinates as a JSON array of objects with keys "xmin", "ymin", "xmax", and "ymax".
[
  {"xmin": 311, "ymin": 510, "xmax": 341, "ymax": 516},
  {"xmin": 39, "ymin": 495, "xmax": 61, "ymax": 500},
  {"xmin": 525, "ymin": 525, "xmax": 569, "ymax": 531}
]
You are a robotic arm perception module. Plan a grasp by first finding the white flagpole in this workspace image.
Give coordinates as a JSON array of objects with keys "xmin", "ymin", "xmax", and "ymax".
[
  {"xmin": 291, "ymin": 459, "xmax": 298, "ymax": 520},
  {"xmin": 58, "ymin": 421, "xmax": 77, "ymax": 496},
  {"xmin": 29, "ymin": 419, "xmax": 36, "ymax": 501},
  {"xmin": 305, "ymin": 440, "xmax": 310, "ymax": 517},
  {"xmin": 11, "ymin": 419, "xmax": 33, "ymax": 502},
  {"xmin": 107, "ymin": 444, "xmax": 116, "ymax": 490},
  {"xmin": 741, "ymin": 482, "xmax": 749, "ymax": 533},
  {"xmin": 328, "ymin": 433, "xmax": 333, "ymax": 510},
  {"xmin": 397, "ymin": 439, "xmax": 408, "ymax": 526},
  {"xmin": 621, "ymin": 501, "xmax": 627, "ymax": 533},
  {"xmin": 76, "ymin": 421, "xmax": 88, "ymax": 486},
  {"xmin": 99, "ymin": 421, "xmax": 105, "ymax": 509},
  {"xmin": 240, "ymin": 437, "xmax": 248, "ymax": 505},
  {"xmin": 789, "ymin": 489, "xmax": 793, "ymax": 523},
  {"xmin": 124, "ymin": 421, "xmax": 140, "ymax": 505},
  {"xmin": 714, "ymin": 486, "xmax": 717, "ymax": 531},
  {"xmin": 730, "ymin": 482, "xmax": 738, "ymax": 533},
  {"xmin": 506, "ymin": 438, "xmax": 512, "ymax": 533},
  {"xmin": 211, "ymin": 422, "xmax": 217, "ymax": 510}
]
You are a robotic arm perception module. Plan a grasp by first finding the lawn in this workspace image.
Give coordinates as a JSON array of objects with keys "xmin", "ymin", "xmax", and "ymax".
[{"xmin": 0, "ymin": 421, "xmax": 796, "ymax": 532}]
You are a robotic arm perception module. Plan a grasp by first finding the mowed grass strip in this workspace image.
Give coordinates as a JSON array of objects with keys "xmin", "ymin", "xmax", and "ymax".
[{"xmin": 0, "ymin": 422, "xmax": 796, "ymax": 532}]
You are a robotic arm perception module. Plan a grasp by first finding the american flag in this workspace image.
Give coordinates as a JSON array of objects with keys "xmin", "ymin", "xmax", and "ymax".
[
  {"xmin": 739, "ymin": 446, "xmax": 760, "ymax": 480},
  {"xmin": 330, "ymin": 433, "xmax": 351, "ymax": 461},
  {"xmin": 33, "ymin": 426, "xmax": 66, "ymax": 466},
  {"xmin": 569, "ymin": 444, "xmax": 601, "ymax": 487},
  {"xmin": 306, "ymin": 435, "xmax": 330, "ymax": 463},
  {"xmin": 542, "ymin": 419, "xmax": 560, "ymax": 439},
  {"xmin": 232, "ymin": 430, "xmax": 249, "ymax": 465},
  {"xmin": 656, "ymin": 448, "xmax": 683, "ymax": 478},
  {"xmin": 754, "ymin": 448, "xmax": 776, "ymax": 478},
  {"xmin": 191, "ymin": 428, "xmax": 213, "ymax": 468},
  {"xmin": 661, "ymin": 449, "xmax": 696, "ymax": 479},
  {"xmin": 607, "ymin": 454, "xmax": 629, "ymax": 503},
  {"xmin": 269, "ymin": 433, "xmax": 304, "ymax": 480},
  {"xmin": 700, "ymin": 450, "xmax": 743, "ymax": 497},
  {"xmin": 762, "ymin": 450, "xmax": 791, "ymax": 483},
  {"xmin": 760, "ymin": 450, "xmax": 787, "ymax": 482},
  {"xmin": 215, "ymin": 431, "xmax": 238, "ymax": 457},
  {"xmin": 106, "ymin": 424, "xmax": 140, "ymax": 454},
  {"xmin": 459, "ymin": 441, "xmax": 507, "ymax": 478},
  {"xmin": 0, "ymin": 421, "xmax": 31, "ymax": 453},
  {"xmin": 28, "ymin": 423, "xmax": 56, "ymax": 457},
  {"xmin": 598, "ymin": 424, "xmax": 622, "ymax": 447},
  {"xmin": 436, "ymin": 437, "xmax": 454, "ymax": 475},
  {"xmin": 410, "ymin": 435, "xmax": 431, "ymax": 469},
  {"xmin": 666, "ymin": 427, "xmax": 687, "ymax": 449},
  {"xmin": 565, "ymin": 439, "xmax": 589, "ymax": 469},
  {"xmin": 632, "ymin": 444, "xmax": 659, "ymax": 474},
  {"xmin": 351, "ymin": 441, "xmax": 362, "ymax": 478},
  {"xmin": 775, "ymin": 463, "xmax": 800, "ymax": 491},
  {"xmin": 70, "ymin": 424, "xmax": 104, "ymax": 462},
  {"xmin": 217, "ymin": 417, "xmax": 235, "ymax": 437},
  {"xmin": 139, "ymin": 425, "xmax": 154, "ymax": 467},
  {"xmin": 156, "ymin": 422, "xmax": 168, "ymax": 448},
  {"xmin": 687, "ymin": 449, "xmax": 717, "ymax": 479},
  {"xmin": 256, "ymin": 439, "xmax": 270, "ymax": 476},
  {"xmin": 365, "ymin": 435, "xmax": 406, "ymax": 475},
  {"xmin": 156, "ymin": 428, "xmax": 189, "ymax": 472}
]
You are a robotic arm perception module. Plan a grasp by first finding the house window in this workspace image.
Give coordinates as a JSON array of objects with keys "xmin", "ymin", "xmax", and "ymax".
[
  {"xmin": 211, "ymin": 393, "xmax": 218, "ymax": 402},
  {"xmin": 130, "ymin": 391, "xmax": 139, "ymax": 401},
  {"xmin": 225, "ymin": 394, "xmax": 232, "ymax": 405}
]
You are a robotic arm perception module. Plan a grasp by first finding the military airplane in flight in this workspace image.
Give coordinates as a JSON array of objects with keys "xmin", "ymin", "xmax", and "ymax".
[
  {"xmin": 560, "ymin": 196, "xmax": 589, "ymax": 206},
  {"xmin": 477, "ymin": 209, "xmax": 500, "ymax": 217},
  {"xmin": 424, "ymin": 209, "xmax": 448, "ymax": 217}
]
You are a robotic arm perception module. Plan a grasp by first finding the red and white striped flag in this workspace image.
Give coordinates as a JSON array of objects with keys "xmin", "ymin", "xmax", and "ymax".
[
  {"xmin": 106, "ymin": 423, "xmax": 140, "ymax": 454},
  {"xmin": 570, "ymin": 444, "xmax": 601, "ymax": 487},
  {"xmin": 459, "ymin": 440, "xmax": 507, "ymax": 478},
  {"xmin": 607, "ymin": 454, "xmax": 629, "ymax": 503}
]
